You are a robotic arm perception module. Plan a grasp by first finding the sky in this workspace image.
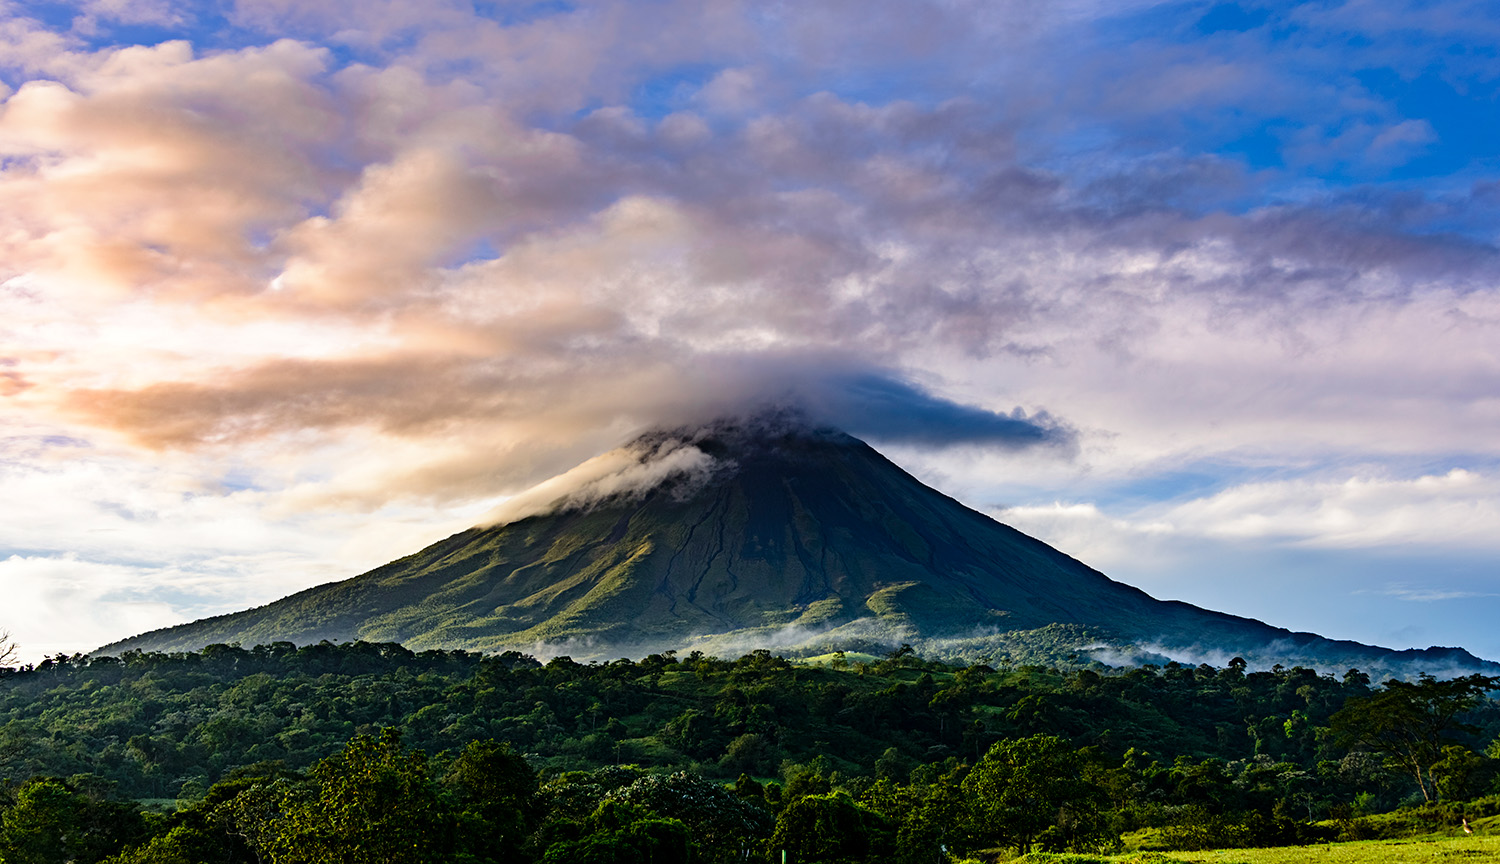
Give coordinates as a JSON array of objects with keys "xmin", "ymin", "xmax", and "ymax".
[{"xmin": 2, "ymin": 0, "xmax": 1500, "ymax": 666}]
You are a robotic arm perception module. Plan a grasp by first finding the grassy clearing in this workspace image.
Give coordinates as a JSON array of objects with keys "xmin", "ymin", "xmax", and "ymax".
[
  {"xmin": 999, "ymin": 836, "xmax": 1500, "ymax": 862},
  {"xmin": 1168, "ymin": 835, "xmax": 1500, "ymax": 862}
]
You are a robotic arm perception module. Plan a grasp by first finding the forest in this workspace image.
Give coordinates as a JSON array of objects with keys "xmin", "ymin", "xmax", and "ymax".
[{"xmin": 1, "ymin": 641, "xmax": 1498, "ymax": 863}]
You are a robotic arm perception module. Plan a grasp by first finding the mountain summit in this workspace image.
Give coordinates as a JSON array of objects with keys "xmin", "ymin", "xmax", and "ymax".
[{"xmin": 102, "ymin": 414, "xmax": 1496, "ymax": 677}]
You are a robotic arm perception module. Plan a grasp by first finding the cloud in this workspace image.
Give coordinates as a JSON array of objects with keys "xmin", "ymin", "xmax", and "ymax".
[
  {"xmin": 4, "ymin": 10, "xmax": 1496, "ymax": 511},
  {"xmin": 0, "ymin": 37, "xmax": 337, "ymax": 307},
  {"xmin": 479, "ymin": 435, "xmax": 728, "ymax": 526},
  {"xmin": 0, "ymin": 426, "xmax": 488, "ymax": 662},
  {"xmin": 74, "ymin": 0, "xmax": 187, "ymax": 30},
  {"xmin": 695, "ymin": 67, "xmax": 765, "ymax": 116},
  {"xmin": 1167, "ymin": 470, "xmax": 1500, "ymax": 549},
  {"xmin": 1, "ymin": 0, "xmax": 1500, "ymax": 660},
  {"xmin": 474, "ymin": 372, "xmax": 1074, "ymax": 526},
  {"xmin": 1378, "ymin": 585, "xmax": 1500, "ymax": 603},
  {"xmin": 792, "ymin": 372, "xmax": 1075, "ymax": 449},
  {"xmin": 1001, "ymin": 468, "xmax": 1500, "ymax": 559},
  {"xmin": 0, "ymin": 555, "xmax": 184, "ymax": 663}
]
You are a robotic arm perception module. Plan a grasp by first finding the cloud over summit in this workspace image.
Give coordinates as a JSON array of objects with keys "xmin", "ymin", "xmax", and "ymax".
[
  {"xmin": 2, "ymin": 0, "xmax": 1500, "ymax": 659},
  {"xmin": 3, "ymin": 3, "xmax": 1497, "ymax": 492}
]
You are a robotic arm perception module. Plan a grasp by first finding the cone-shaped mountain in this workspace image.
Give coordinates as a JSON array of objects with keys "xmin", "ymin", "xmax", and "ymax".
[{"xmin": 101, "ymin": 415, "xmax": 1496, "ymax": 676}]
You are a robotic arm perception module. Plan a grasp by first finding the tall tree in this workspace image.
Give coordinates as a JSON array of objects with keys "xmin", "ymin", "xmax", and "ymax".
[
  {"xmin": 769, "ymin": 791, "xmax": 894, "ymax": 864},
  {"xmin": 262, "ymin": 729, "xmax": 459, "ymax": 864},
  {"xmin": 1330, "ymin": 673, "xmax": 1499, "ymax": 802},
  {"xmin": 445, "ymin": 739, "xmax": 539, "ymax": 861},
  {"xmin": 961, "ymin": 734, "xmax": 1111, "ymax": 854}
]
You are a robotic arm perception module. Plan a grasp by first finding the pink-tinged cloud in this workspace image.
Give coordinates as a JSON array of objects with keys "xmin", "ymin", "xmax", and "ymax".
[{"xmin": 3, "ymin": 0, "xmax": 1500, "ymax": 659}]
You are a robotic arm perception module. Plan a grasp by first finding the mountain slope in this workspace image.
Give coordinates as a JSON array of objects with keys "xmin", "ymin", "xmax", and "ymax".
[{"xmin": 100, "ymin": 416, "xmax": 1497, "ymax": 677}]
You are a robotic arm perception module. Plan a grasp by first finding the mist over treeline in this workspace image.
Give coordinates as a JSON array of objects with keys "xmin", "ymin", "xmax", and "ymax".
[{"xmin": 2, "ymin": 641, "xmax": 1500, "ymax": 861}]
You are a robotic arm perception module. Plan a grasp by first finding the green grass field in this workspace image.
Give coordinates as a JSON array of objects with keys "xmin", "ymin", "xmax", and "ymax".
[
  {"xmin": 1002, "ymin": 837, "xmax": 1500, "ymax": 863},
  {"xmin": 1171, "ymin": 836, "xmax": 1500, "ymax": 862}
]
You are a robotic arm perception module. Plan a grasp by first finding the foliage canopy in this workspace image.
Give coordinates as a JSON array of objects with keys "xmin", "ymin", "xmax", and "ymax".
[{"xmin": 0, "ymin": 642, "xmax": 1497, "ymax": 862}]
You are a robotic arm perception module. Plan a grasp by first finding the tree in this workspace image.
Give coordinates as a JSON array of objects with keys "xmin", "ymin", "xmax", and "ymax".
[
  {"xmin": 1432, "ymin": 744, "xmax": 1495, "ymax": 802},
  {"xmin": 445, "ymin": 739, "xmax": 539, "ymax": 861},
  {"xmin": 961, "ymin": 735, "xmax": 1111, "ymax": 854},
  {"xmin": 0, "ymin": 630, "xmax": 17, "ymax": 670},
  {"xmin": 0, "ymin": 777, "xmax": 145, "ymax": 864},
  {"xmin": 662, "ymin": 708, "xmax": 726, "ymax": 760},
  {"xmin": 769, "ymin": 792, "xmax": 893, "ymax": 863},
  {"xmin": 1330, "ymin": 673, "xmax": 1499, "ymax": 802},
  {"xmin": 607, "ymin": 771, "xmax": 772, "ymax": 864},
  {"xmin": 119, "ymin": 769, "xmax": 297, "ymax": 864},
  {"xmin": 102, "ymin": 826, "xmax": 197, "ymax": 864},
  {"xmin": 541, "ymin": 800, "xmax": 692, "ymax": 864},
  {"xmin": 260, "ymin": 729, "xmax": 460, "ymax": 864},
  {"xmin": 858, "ymin": 766, "xmax": 971, "ymax": 864}
]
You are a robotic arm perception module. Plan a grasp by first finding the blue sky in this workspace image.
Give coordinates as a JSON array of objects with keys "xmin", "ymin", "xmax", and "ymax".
[{"xmin": 1, "ymin": 0, "xmax": 1499, "ymax": 664}]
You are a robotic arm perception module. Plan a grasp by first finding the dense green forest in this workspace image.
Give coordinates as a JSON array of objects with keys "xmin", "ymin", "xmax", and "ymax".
[{"xmin": 1, "ymin": 642, "xmax": 1499, "ymax": 863}]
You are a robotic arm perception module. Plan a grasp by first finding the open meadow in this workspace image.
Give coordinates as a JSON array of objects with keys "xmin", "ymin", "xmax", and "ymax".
[
  {"xmin": 1007, "ymin": 836, "xmax": 1500, "ymax": 863},
  {"xmin": 1170, "ymin": 836, "xmax": 1500, "ymax": 863}
]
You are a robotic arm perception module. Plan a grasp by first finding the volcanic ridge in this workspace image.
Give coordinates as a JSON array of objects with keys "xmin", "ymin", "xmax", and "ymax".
[{"xmin": 101, "ymin": 413, "xmax": 1497, "ymax": 678}]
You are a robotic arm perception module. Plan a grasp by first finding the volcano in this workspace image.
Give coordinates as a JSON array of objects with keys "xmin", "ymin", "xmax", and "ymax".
[{"xmin": 101, "ymin": 414, "xmax": 1497, "ymax": 677}]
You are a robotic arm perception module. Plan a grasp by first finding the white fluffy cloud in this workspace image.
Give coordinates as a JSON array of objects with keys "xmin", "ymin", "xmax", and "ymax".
[{"xmin": 1001, "ymin": 469, "xmax": 1500, "ymax": 564}]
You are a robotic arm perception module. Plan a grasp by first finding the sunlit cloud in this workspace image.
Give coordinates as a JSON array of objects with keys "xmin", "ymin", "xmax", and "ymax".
[{"xmin": 1, "ymin": 0, "xmax": 1499, "ymax": 660}]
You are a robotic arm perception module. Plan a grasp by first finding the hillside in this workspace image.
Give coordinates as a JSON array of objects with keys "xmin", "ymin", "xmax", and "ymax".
[{"xmin": 100, "ymin": 414, "xmax": 1497, "ymax": 677}]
